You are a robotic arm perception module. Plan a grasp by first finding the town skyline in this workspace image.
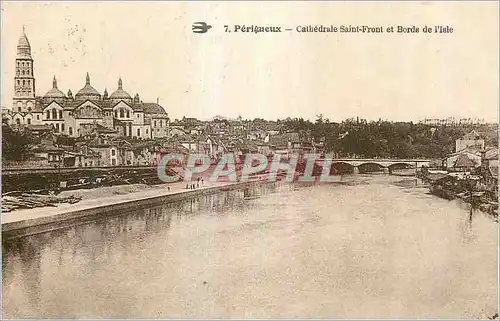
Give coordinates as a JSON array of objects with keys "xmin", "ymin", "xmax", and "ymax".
[{"xmin": 1, "ymin": 2, "xmax": 498, "ymax": 123}]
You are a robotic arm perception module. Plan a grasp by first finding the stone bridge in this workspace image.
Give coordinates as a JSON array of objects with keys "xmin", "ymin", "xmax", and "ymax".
[
  {"xmin": 328, "ymin": 158, "xmax": 430, "ymax": 167},
  {"xmin": 314, "ymin": 158, "xmax": 432, "ymax": 172}
]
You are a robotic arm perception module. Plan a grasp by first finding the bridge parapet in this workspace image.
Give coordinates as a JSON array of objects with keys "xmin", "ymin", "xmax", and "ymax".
[{"xmin": 316, "ymin": 158, "xmax": 432, "ymax": 168}]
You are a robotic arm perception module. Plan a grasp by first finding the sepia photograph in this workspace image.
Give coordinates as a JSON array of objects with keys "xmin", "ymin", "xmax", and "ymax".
[{"xmin": 1, "ymin": 1, "xmax": 498, "ymax": 319}]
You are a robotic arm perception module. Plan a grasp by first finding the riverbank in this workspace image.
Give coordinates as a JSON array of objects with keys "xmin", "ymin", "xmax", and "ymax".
[
  {"xmin": 421, "ymin": 172, "xmax": 498, "ymax": 221},
  {"xmin": 2, "ymin": 176, "xmax": 272, "ymax": 240}
]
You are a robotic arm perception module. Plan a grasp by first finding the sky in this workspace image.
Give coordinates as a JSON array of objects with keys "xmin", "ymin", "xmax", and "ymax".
[{"xmin": 1, "ymin": 1, "xmax": 498, "ymax": 122}]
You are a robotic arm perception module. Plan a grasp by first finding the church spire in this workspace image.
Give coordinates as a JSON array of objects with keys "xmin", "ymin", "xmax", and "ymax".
[
  {"xmin": 17, "ymin": 26, "xmax": 31, "ymax": 58},
  {"xmin": 86, "ymin": 72, "xmax": 90, "ymax": 85},
  {"xmin": 53, "ymin": 75, "xmax": 58, "ymax": 88},
  {"xmin": 118, "ymin": 77, "xmax": 123, "ymax": 90}
]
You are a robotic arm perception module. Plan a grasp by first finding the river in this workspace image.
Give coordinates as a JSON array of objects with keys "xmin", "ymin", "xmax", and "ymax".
[{"xmin": 2, "ymin": 175, "xmax": 498, "ymax": 319}]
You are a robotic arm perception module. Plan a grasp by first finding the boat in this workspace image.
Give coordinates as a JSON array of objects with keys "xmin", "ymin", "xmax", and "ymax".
[{"xmin": 429, "ymin": 184, "xmax": 455, "ymax": 200}]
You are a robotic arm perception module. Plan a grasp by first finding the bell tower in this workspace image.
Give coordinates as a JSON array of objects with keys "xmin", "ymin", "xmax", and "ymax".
[{"xmin": 13, "ymin": 26, "xmax": 36, "ymax": 113}]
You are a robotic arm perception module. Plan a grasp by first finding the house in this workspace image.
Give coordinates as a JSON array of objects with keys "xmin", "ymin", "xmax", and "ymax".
[
  {"xmin": 233, "ymin": 139, "xmax": 258, "ymax": 155},
  {"xmin": 455, "ymin": 130, "xmax": 485, "ymax": 152},
  {"xmin": 177, "ymin": 136, "xmax": 198, "ymax": 153},
  {"xmin": 255, "ymin": 140, "xmax": 271, "ymax": 156},
  {"xmin": 169, "ymin": 120, "xmax": 186, "ymax": 131},
  {"xmin": 229, "ymin": 120, "xmax": 245, "ymax": 133},
  {"xmin": 268, "ymin": 132, "xmax": 301, "ymax": 154},
  {"xmin": 30, "ymin": 139, "xmax": 65, "ymax": 167},
  {"xmin": 189, "ymin": 128, "xmax": 202, "ymax": 135},
  {"xmin": 170, "ymin": 128, "xmax": 187, "ymax": 138},
  {"xmin": 246, "ymin": 129, "xmax": 267, "ymax": 141},
  {"xmin": 203, "ymin": 136, "xmax": 227, "ymax": 158},
  {"xmin": 67, "ymin": 148, "xmax": 101, "ymax": 167},
  {"xmin": 481, "ymin": 148, "xmax": 499, "ymax": 196},
  {"xmin": 452, "ymin": 154, "xmax": 477, "ymax": 171},
  {"xmin": 444, "ymin": 146, "xmax": 482, "ymax": 170},
  {"xmin": 88, "ymin": 139, "xmax": 130, "ymax": 166},
  {"xmin": 26, "ymin": 124, "xmax": 54, "ymax": 136}
]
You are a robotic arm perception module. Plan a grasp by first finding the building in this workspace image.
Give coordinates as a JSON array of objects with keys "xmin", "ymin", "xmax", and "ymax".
[
  {"xmin": 481, "ymin": 148, "xmax": 499, "ymax": 196},
  {"xmin": 4, "ymin": 28, "xmax": 170, "ymax": 139},
  {"xmin": 455, "ymin": 130, "xmax": 485, "ymax": 152},
  {"xmin": 443, "ymin": 146, "xmax": 482, "ymax": 171}
]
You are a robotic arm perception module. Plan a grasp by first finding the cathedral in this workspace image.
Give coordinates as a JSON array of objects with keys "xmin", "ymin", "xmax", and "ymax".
[{"xmin": 4, "ymin": 28, "xmax": 170, "ymax": 139}]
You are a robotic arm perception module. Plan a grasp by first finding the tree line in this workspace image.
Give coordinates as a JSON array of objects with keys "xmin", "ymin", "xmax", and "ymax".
[{"xmin": 280, "ymin": 116, "xmax": 498, "ymax": 159}]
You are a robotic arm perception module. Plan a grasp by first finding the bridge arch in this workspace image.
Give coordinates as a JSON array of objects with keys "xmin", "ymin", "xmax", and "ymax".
[
  {"xmin": 387, "ymin": 162, "xmax": 415, "ymax": 170},
  {"xmin": 357, "ymin": 162, "xmax": 386, "ymax": 173},
  {"xmin": 330, "ymin": 161, "xmax": 355, "ymax": 174}
]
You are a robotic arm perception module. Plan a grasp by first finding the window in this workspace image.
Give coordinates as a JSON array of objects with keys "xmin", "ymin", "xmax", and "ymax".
[
  {"xmin": 146, "ymin": 129, "xmax": 148, "ymax": 134},
  {"xmin": 61, "ymin": 124, "xmax": 65, "ymax": 132},
  {"xmin": 46, "ymin": 110, "xmax": 50, "ymax": 119},
  {"xmin": 111, "ymin": 159, "xmax": 116, "ymax": 166},
  {"xmin": 120, "ymin": 109, "xmax": 124, "ymax": 118},
  {"xmin": 27, "ymin": 118, "xmax": 31, "ymax": 124},
  {"xmin": 111, "ymin": 149, "xmax": 116, "ymax": 156},
  {"xmin": 22, "ymin": 62, "xmax": 25, "ymax": 67},
  {"xmin": 36, "ymin": 115, "xmax": 39, "ymax": 120},
  {"xmin": 17, "ymin": 80, "xmax": 20, "ymax": 86},
  {"xmin": 23, "ymin": 80, "xmax": 25, "ymax": 86},
  {"xmin": 160, "ymin": 120, "xmax": 163, "ymax": 127},
  {"xmin": 126, "ymin": 111, "xmax": 130, "ymax": 118},
  {"xmin": 27, "ymin": 80, "xmax": 30, "ymax": 85},
  {"xmin": 59, "ymin": 110, "xmax": 62, "ymax": 119},
  {"xmin": 52, "ymin": 109, "xmax": 57, "ymax": 119},
  {"xmin": 22, "ymin": 70, "xmax": 25, "ymax": 75},
  {"xmin": 137, "ymin": 114, "xmax": 139, "ymax": 118},
  {"xmin": 28, "ymin": 107, "xmax": 32, "ymax": 112},
  {"xmin": 69, "ymin": 127, "xmax": 73, "ymax": 135},
  {"xmin": 55, "ymin": 123, "xmax": 60, "ymax": 131},
  {"xmin": 137, "ymin": 128, "xmax": 140, "ymax": 136},
  {"xmin": 18, "ymin": 107, "xmax": 22, "ymax": 112},
  {"xmin": 115, "ymin": 110, "xmax": 118, "ymax": 118},
  {"xmin": 154, "ymin": 120, "xmax": 157, "ymax": 127},
  {"xmin": 16, "ymin": 119, "xmax": 21, "ymax": 125}
]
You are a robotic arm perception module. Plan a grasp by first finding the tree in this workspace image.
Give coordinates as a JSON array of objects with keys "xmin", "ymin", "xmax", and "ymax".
[{"xmin": 2, "ymin": 119, "xmax": 34, "ymax": 161}]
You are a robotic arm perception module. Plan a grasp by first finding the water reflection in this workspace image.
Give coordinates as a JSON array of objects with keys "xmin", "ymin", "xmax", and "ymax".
[{"xmin": 2, "ymin": 178, "xmax": 497, "ymax": 319}]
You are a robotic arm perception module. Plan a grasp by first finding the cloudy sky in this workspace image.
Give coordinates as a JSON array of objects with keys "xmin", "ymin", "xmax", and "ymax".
[{"xmin": 1, "ymin": 1, "xmax": 498, "ymax": 122}]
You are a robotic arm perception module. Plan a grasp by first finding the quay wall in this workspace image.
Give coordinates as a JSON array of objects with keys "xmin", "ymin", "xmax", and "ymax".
[{"xmin": 2, "ymin": 180, "xmax": 272, "ymax": 240}]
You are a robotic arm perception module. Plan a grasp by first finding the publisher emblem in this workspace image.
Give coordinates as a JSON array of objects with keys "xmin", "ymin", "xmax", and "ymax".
[{"xmin": 192, "ymin": 22, "xmax": 212, "ymax": 34}]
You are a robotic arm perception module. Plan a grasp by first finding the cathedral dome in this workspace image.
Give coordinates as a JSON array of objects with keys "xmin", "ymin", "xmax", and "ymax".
[
  {"xmin": 75, "ymin": 73, "xmax": 101, "ymax": 100},
  {"xmin": 109, "ymin": 78, "xmax": 131, "ymax": 100},
  {"xmin": 44, "ymin": 76, "xmax": 66, "ymax": 99}
]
